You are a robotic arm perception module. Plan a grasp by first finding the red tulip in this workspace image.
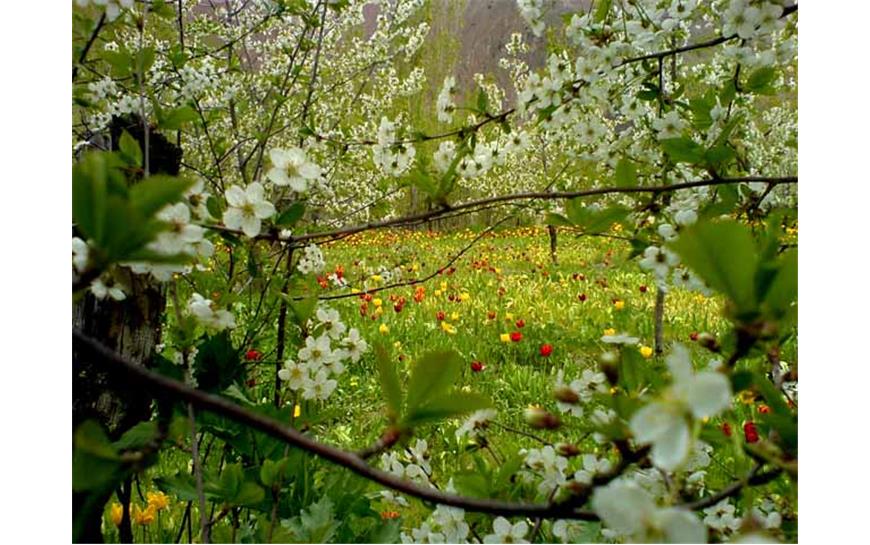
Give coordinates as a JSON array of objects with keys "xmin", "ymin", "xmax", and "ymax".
[
  {"xmin": 721, "ymin": 422, "xmax": 732, "ymax": 437},
  {"xmin": 436, "ymin": 311, "xmax": 446, "ymax": 321},
  {"xmin": 515, "ymin": 319, "xmax": 525, "ymax": 328},
  {"xmin": 540, "ymin": 344, "xmax": 553, "ymax": 357},
  {"xmin": 578, "ymin": 293, "xmax": 587, "ymax": 302},
  {"xmin": 510, "ymin": 331, "xmax": 522, "ymax": 342},
  {"xmin": 743, "ymin": 422, "xmax": 759, "ymax": 443},
  {"xmin": 471, "ymin": 361, "xmax": 485, "ymax": 372},
  {"xmin": 245, "ymin": 349, "xmax": 261, "ymax": 361}
]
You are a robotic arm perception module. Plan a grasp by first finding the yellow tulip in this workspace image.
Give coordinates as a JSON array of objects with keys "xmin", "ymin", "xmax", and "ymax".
[
  {"xmin": 379, "ymin": 324, "xmax": 389, "ymax": 335},
  {"xmin": 110, "ymin": 502, "xmax": 123, "ymax": 527}
]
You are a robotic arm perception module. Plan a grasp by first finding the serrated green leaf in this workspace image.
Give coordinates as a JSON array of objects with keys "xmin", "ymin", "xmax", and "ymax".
[
  {"xmin": 594, "ymin": 0, "xmax": 612, "ymax": 22},
  {"xmin": 614, "ymin": 158, "xmax": 638, "ymax": 187},
  {"xmin": 405, "ymin": 391, "xmax": 491, "ymax": 427},
  {"xmin": 114, "ymin": 421, "xmax": 159, "ymax": 450},
  {"xmin": 129, "ymin": 175, "xmax": 194, "ymax": 218},
  {"xmin": 660, "ymin": 137, "xmax": 706, "ymax": 164},
  {"xmin": 119, "ymin": 130, "xmax": 142, "ymax": 167},
  {"xmin": 159, "ymin": 105, "xmax": 199, "ymax": 130},
  {"xmin": 669, "ymin": 220, "xmax": 758, "ymax": 312},
  {"xmin": 275, "ymin": 202, "xmax": 305, "ymax": 226},
  {"xmin": 405, "ymin": 350, "xmax": 463, "ymax": 413},
  {"xmin": 374, "ymin": 342, "xmax": 403, "ymax": 420},
  {"xmin": 745, "ymin": 67, "xmax": 777, "ymax": 94}
]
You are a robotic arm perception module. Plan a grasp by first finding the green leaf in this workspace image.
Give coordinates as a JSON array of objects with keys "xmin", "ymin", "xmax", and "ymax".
[
  {"xmin": 114, "ymin": 421, "xmax": 159, "ymax": 450},
  {"xmin": 594, "ymin": 0, "xmax": 612, "ymax": 22},
  {"xmin": 275, "ymin": 201, "xmax": 305, "ymax": 226},
  {"xmin": 405, "ymin": 350, "xmax": 463, "ymax": 412},
  {"xmin": 745, "ymin": 67, "xmax": 777, "ymax": 94},
  {"xmin": 159, "ymin": 106, "xmax": 199, "ymax": 130},
  {"xmin": 118, "ymin": 130, "xmax": 142, "ymax": 167},
  {"xmin": 206, "ymin": 195, "xmax": 224, "ymax": 219},
  {"xmin": 374, "ymin": 342, "xmax": 403, "ymax": 420},
  {"xmin": 660, "ymin": 137, "xmax": 706, "ymax": 164},
  {"xmin": 614, "ymin": 158, "xmax": 638, "ymax": 187},
  {"xmin": 129, "ymin": 175, "xmax": 194, "ymax": 218},
  {"xmin": 73, "ymin": 421, "xmax": 123, "ymax": 492},
  {"xmin": 260, "ymin": 457, "xmax": 291, "ymax": 487},
  {"xmin": 476, "ymin": 88, "xmax": 490, "ymax": 114},
  {"xmin": 135, "ymin": 47, "xmax": 156, "ymax": 79},
  {"xmin": 155, "ymin": 473, "xmax": 201, "ymax": 502},
  {"xmin": 705, "ymin": 144, "xmax": 736, "ymax": 166},
  {"xmin": 404, "ymin": 392, "xmax": 492, "ymax": 427},
  {"xmin": 761, "ymin": 249, "xmax": 797, "ymax": 322},
  {"xmin": 670, "ymin": 220, "xmax": 758, "ymax": 312},
  {"xmin": 544, "ymin": 213, "xmax": 572, "ymax": 227}
]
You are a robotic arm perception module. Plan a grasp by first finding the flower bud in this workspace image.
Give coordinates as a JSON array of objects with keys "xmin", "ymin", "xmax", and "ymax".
[
  {"xmin": 553, "ymin": 384, "xmax": 580, "ymax": 404},
  {"xmin": 697, "ymin": 332, "xmax": 721, "ymax": 353},
  {"xmin": 524, "ymin": 407, "xmax": 560, "ymax": 430},
  {"xmin": 555, "ymin": 442, "xmax": 580, "ymax": 457},
  {"xmin": 599, "ymin": 351, "xmax": 619, "ymax": 385}
]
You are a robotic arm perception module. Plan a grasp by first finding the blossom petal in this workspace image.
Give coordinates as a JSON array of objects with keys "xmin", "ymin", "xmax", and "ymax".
[
  {"xmin": 225, "ymin": 185, "xmax": 246, "ymax": 207},
  {"xmin": 629, "ymin": 401, "xmax": 674, "ymax": 444},
  {"xmin": 657, "ymin": 508, "xmax": 707, "ymax": 543},
  {"xmin": 686, "ymin": 372, "xmax": 732, "ymax": 419},
  {"xmin": 222, "ymin": 207, "xmax": 243, "ymax": 230},
  {"xmin": 650, "ymin": 418, "xmax": 691, "ymax": 471}
]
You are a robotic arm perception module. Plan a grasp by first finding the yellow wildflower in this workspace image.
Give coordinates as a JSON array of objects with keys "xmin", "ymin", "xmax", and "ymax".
[
  {"xmin": 441, "ymin": 322, "xmax": 457, "ymax": 334},
  {"xmin": 450, "ymin": 311, "xmax": 460, "ymax": 322},
  {"xmin": 500, "ymin": 333, "xmax": 511, "ymax": 343},
  {"xmin": 505, "ymin": 312, "xmax": 514, "ymax": 321},
  {"xmin": 110, "ymin": 503, "xmax": 123, "ymax": 527},
  {"xmin": 379, "ymin": 323, "xmax": 389, "ymax": 335},
  {"xmin": 294, "ymin": 404, "xmax": 302, "ymax": 418},
  {"xmin": 372, "ymin": 298, "xmax": 383, "ymax": 307},
  {"xmin": 371, "ymin": 274, "xmax": 383, "ymax": 283},
  {"xmin": 146, "ymin": 491, "xmax": 170, "ymax": 511},
  {"xmin": 434, "ymin": 290, "xmax": 442, "ymax": 297},
  {"xmin": 639, "ymin": 346, "xmax": 654, "ymax": 359},
  {"xmin": 132, "ymin": 504, "xmax": 156, "ymax": 526},
  {"xmin": 614, "ymin": 300, "xmax": 625, "ymax": 310},
  {"xmin": 604, "ymin": 328, "xmax": 616, "ymax": 336},
  {"xmin": 460, "ymin": 292, "xmax": 470, "ymax": 302}
]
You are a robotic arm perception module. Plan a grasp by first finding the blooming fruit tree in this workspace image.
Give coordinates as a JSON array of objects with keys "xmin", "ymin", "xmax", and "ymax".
[{"xmin": 72, "ymin": 0, "xmax": 797, "ymax": 543}]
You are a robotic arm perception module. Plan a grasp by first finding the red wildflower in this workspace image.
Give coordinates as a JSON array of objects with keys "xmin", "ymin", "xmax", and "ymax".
[
  {"xmin": 515, "ymin": 319, "xmax": 525, "ymax": 328},
  {"xmin": 721, "ymin": 422, "xmax": 732, "ymax": 437},
  {"xmin": 471, "ymin": 361, "xmax": 485, "ymax": 372},
  {"xmin": 436, "ymin": 311, "xmax": 446, "ymax": 321},
  {"xmin": 540, "ymin": 344, "xmax": 553, "ymax": 357},
  {"xmin": 510, "ymin": 331, "xmax": 522, "ymax": 342}
]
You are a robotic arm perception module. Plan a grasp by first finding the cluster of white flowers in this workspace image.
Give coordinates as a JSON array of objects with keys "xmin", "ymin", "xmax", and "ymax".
[
  {"xmin": 87, "ymin": 77, "xmax": 118, "ymax": 102},
  {"xmin": 400, "ymin": 504, "xmax": 470, "ymax": 544},
  {"xmin": 296, "ymin": 243, "xmax": 325, "ymax": 275},
  {"xmin": 455, "ymin": 408, "xmax": 497, "ymax": 441},
  {"xmin": 372, "ymin": 117, "xmax": 416, "ymax": 176},
  {"xmin": 592, "ymin": 480, "xmax": 707, "ymax": 542},
  {"xmin": 179, "ymin": 58, "xmax": 220, "ymax": 99},
  {"xmin": 516, "ymin": 0, "xmax": 545, "ymax": 37},
  {"xmin": 483, "ymin": 517, "xmax": 530, "ymax": 544},
  {"xmin": 222, "ymin": 182, "xmax": 276, "ymax": 238},
  {"xmin": 380, "ymin": 439, "xmax": 433, "ymax": 507},
  {"xmin": 522, "ymin": 445, "xmax": 569, "ymax": 495},
  {"xmin": 436, "ymin": 76, "xmax": 457, "ymax": 123},
  {"xmin": 433, "ymin": 140, "xmax": 456, "ymax": 173},
  {"xmin": 266, "ymin": 147, "xmax": 322, "ymax": 193},
  {"xmin": 722, "ymin": 0, "xmax": 785, "ymax": 40},
  {"xmin": 629, "ymin": 344, "xmax": 732, "ymax": 471},
  {"xmin": 553, "ymin": 368, "xmax": 607, "ymax": 418},
  {"xmin": 652, "ymin": 110, "xmax": 689, "ymax": 140},
  {"xmin": 456, "ymin": 142, "xmax": 503, "ymax": 179},
  {"xmin": 187, "ymin": 293, "xmax": 236, "ymax": 330},
  {"xmin": 74, "ymin": 0, "xmax": 133, "ymax": 22},
  {"xmin": 277, "ymin": 307, "xmax": 367, "ymax": 401}
]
